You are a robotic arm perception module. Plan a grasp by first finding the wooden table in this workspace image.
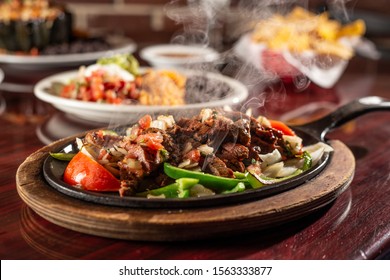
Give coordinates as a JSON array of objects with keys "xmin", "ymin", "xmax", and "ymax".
[{"xmin": 1, "ymin": 55, "xmax": 389, "ymax": 260}]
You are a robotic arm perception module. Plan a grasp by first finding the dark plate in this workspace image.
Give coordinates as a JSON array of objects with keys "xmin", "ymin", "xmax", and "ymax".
[
  {"xmin": 42, "ymin": 126, "xmax": 330, "ymax": 209},
  {"xmin": 42, "ymin": 96, "xmax": 389, "ymax": 209}
]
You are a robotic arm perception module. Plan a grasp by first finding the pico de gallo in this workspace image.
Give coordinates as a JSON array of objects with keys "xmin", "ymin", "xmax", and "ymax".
[{"xmin": 54, "ymin": 54, "xmax": 187, "ymax": 106}]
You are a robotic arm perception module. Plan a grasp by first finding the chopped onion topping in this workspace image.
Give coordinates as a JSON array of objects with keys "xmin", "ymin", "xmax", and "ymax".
[
  {"xmin": 126, "ymin": 158, "xmax": 142, "ymax": 169},
  {"xmin": 200, "ymin": 108, "xmax": 214, "ymax": 122},
  {"xmin": 197, "ymin": 144, "xmax": 214, "ymax": 156},
  {"xmin": 157, "ymin": 115, "xmax": 175, "ymax": 128},
  {"xmin": 283, "ymin": 135, "xmax": 303, "ymax": 154},
  {"xmin": 259, "ymin": 149, "xmax": 282, "ymax": 167},
  {"xmin": 150, "ymin": 120, "xmax": 167, "ymax": 130}
]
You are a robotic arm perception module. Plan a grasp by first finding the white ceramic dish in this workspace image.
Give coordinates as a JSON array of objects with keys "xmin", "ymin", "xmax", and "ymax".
[
  {"xmin": 0, "ymin": 35, "xmax": 136, "ymax": 69},
  {"xmin": 140, "ymin": 44, "xmax": 220, "ymax": 69},
  {"xmin": 34, "ymin": 69, "xmax": 248, "ymax": 124}
]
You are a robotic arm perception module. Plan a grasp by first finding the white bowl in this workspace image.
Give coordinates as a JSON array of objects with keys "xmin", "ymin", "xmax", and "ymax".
[
  {"xmin": 34, "ymin": 68, "xmax": 248, "ymax": 124},
  {"xmin": 140, "ymin": 44, "xmax": 220, "ymax": 69}
]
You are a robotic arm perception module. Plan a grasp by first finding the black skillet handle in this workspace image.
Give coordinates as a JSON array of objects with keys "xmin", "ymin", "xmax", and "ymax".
[{"xmin": 295, "ymin": 96, "xmax": 390, "ymax": 141}]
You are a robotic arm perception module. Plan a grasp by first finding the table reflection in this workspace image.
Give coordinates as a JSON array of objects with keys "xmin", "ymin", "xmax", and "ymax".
[
  {"xmin": 0, "ymin": 91, "xmax": 53, "ymax": 125},
  {"xmin": 36, "ymin": 112, "xmax": 103, "ymax": 145},
  {"xmin": 19, "ymin": 184, "xmax": 353, "ymax": 260}
]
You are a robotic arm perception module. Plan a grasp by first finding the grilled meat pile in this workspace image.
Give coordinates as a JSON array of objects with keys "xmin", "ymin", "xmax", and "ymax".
[{"xmin": 81, "ymin": 109, "xmax": 301, "ymax": 196}]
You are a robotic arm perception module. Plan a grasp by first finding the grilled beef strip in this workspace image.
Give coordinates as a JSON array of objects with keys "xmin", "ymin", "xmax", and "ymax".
[{"xmin": 217, "ymin": 142, "xmax": 249, "ymax": 173}]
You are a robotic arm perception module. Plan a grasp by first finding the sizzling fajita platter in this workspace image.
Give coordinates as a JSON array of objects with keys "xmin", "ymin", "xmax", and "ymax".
[{"xmin": 16, "ymin": 96, "xmax": 389, "ymax": 241}]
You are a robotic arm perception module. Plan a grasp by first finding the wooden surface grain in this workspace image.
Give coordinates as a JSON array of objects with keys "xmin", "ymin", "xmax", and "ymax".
[
  {"xmin": 16, "ymin": 139, "xmax": 354, "ymax": 241},
  {"xmin": 1, "ymin": 56, "xmax": 390, "ymax": 259}
]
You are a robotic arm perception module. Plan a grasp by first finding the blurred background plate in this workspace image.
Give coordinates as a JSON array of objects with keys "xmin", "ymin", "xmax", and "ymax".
[
  {"xmin": 0, "ymin": 35, "xmax": 136, "ymax": 69},
  {"xmin": 34, "ymin": 68, "xmax": 248, "ymax": 124},
  {"xmin": 140, "ymin": 44, "xmax": 220, "ymax": 69}
]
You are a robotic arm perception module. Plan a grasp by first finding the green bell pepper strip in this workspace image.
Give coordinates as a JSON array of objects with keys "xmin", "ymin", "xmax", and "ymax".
[
  {"xmin": 301, "ymin": 151, "xmax": 312, "ymax": 171},
  {"xmin": 49, "ymin": 152, "xmax": 76, "ymax": 161},
  {"xmin": 245, "ymin": 172, "xmax": 264, "ymax": 188},
  {"xmin": 136, "ymin": 178, "xmax": 199, "ymax": 198},
  {"xmin": 164, "ymin": 163, "xmax": 252, "ymax": 191},
  {"xmin": 221, "ymin": 182, "xmax": 246, "ymax": 194},
  {"xmin": 233, "ymin": 171, "xmax": 247, "ymax": 179}
]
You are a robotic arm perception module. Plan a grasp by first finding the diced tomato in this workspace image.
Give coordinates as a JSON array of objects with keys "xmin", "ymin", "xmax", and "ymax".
[
  {"xmin": 269, "ymin": 120, "xmax": 296, "ymax": 136},
  {"xmin": 136, "ymin": 133, "xmax": 164, "ymax": 151},
  {"xmin": 79, "ymin": 85, "xmax": 91, "ymax": 101},
  {"xmin": 138, "ymin": 114, "xmax": 152, "ymax": 129},
  {"xmin": 98, "ymin": 149, "xmax": 110, "ymax": 161},
  {"xmin": 184, "ymin": 149, "xmax": 201, "ymax": 163},
  {"xmin": 63, "ymin": 151, "xmax": 120, "ymax": 192},
  {"xmin": 59, "ymin": 66, "xmax": 139, "ymax": 104},
  {"xmin": 60, "ymin": 84, "xmax": 75, "ymax": 98}
]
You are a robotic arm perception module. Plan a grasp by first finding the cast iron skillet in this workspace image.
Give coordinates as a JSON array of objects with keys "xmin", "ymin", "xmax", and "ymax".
[{"xmin": 43, "ymin": 96, "xmax": 390, "ymax": 208}]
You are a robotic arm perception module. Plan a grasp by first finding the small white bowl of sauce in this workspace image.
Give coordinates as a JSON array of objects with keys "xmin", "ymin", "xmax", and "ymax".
[{"xmin": 140, "ymin": 44, "xmax": 220, "ymax": 69}]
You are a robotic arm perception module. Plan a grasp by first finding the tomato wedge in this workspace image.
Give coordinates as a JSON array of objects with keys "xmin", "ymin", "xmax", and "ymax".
[
  {"xmin": 63, "ymin": 151, "xmax": 120, "ymax": 192},
  {"xmin": 269, "ymin": 120, "xmax": 296, "ymax": 136}
]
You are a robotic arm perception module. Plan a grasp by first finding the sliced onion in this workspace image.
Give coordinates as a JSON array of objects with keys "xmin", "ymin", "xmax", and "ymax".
[
  {"xmin": 259, "ymin": 149, "xmax": 282, "ymax": 167},
  {"xmin": 303, "ymin": 142, "xmax": 333, "ymax": 166},
  {"xmin": 283, "ymin": 135, "xmax": 303, "ymax": 154},
  {"xmin": 76, "ymin": 137, "xmax": 84, "ymax": 150},
  {"xmin": 190, "ymin": 184, "xmax": 215, "ymax": 197},
  {"xmin": 262, "ymin": 161, "xmax": 284, "ymax": 177},
  {"xmin": 303, "ymin": 142, "xmax": 334, "ymax": 153},
  {"xmin": 308, "ymin": 147, "xmax": 325, "ymax": 166},
  {"xmin": 284, "ymin": 158, "xmax": 304, "ymax": 169},
  {"xmin": 178, "ymin": 158, "xmax": 191, "ymax": 168},
  {"xmin": 109, "ymin": 147, "xmax": 123, "ymax": 157},
  {"xmin": 80, "ymin": 145, "xmax": 99, "ymax": 160},
  {"xmin": 276, "ymin": 166, "xmax": 298, "ymax": 177},
  {"xmin": 157, "ymin": 115, "xmax": 175, "ymax": 128},
  {"xmin": 200, "ymin": 108, "xmax": 213, "ymax": 122},
  {"xmin": 197, "ymin": 144, "xmax": 214, "ymax": 156},
  {"xmin": 182, "ymin": 142, "xmax": 193, "ymax": 155},
  {"xmin": 147, "ymin": 194, "xmax": 166, "ymax": 199},
  {"xmin": 114, "ymin": 145, "xmax": 128, "ymax": 156},
  {"xmin": 126, "ymin": 158, "xmax": 142, "ymax": 169},
  {"xmin": 249, "ymin": 171, "xmax": 282, "ymax": 185}
]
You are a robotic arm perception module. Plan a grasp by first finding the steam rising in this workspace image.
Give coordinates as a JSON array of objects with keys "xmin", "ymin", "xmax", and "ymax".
[
  {"xmin": 164, "ymin": 0, "xmax": 354, "ymax": 114},
  {"xmin": 109, "ymin": 0, "xmax": 355, "ymax": 127}
]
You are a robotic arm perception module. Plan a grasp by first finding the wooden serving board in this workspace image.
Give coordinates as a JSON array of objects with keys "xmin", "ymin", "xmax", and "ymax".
[{"xmin": 16, "ymin": 138, "xmax": 355, "ymax": 241}]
